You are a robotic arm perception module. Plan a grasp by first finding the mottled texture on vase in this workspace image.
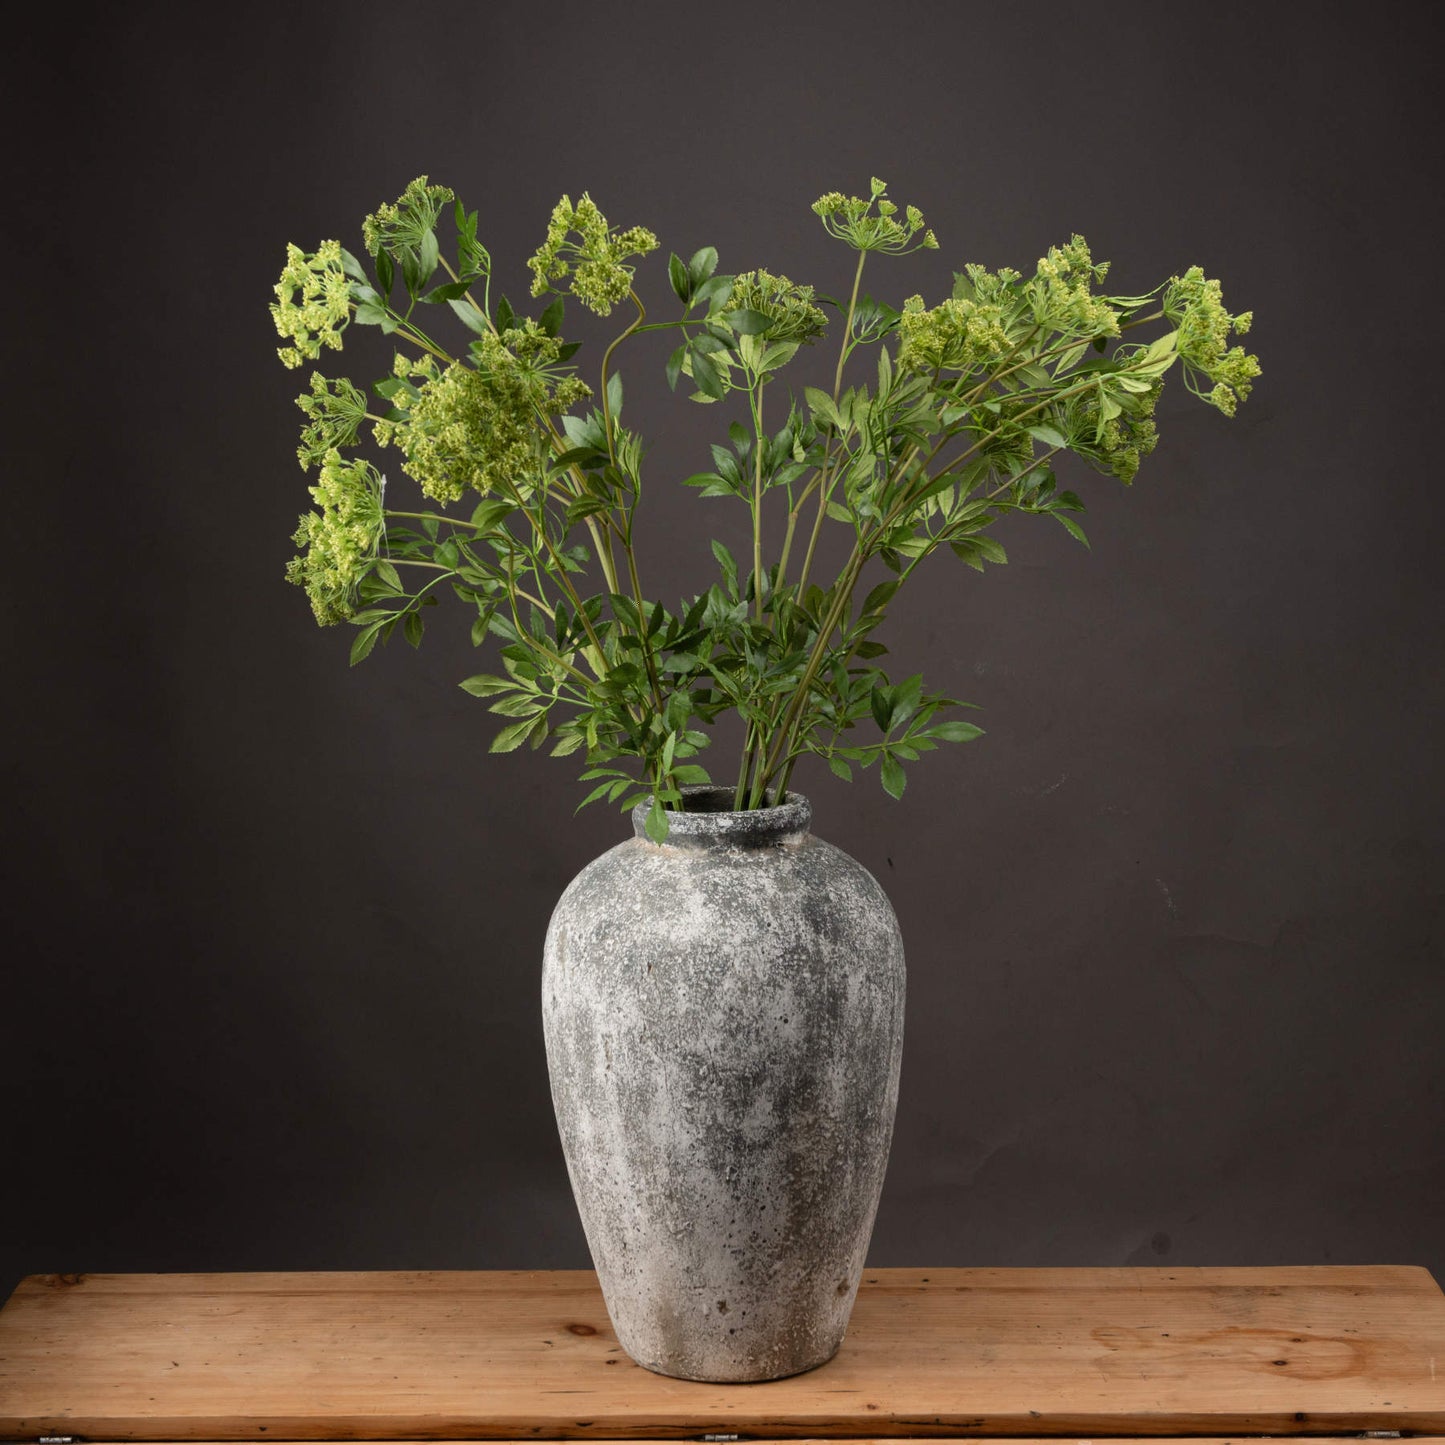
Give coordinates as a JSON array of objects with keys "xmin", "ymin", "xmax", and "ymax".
[{"xmin": 542, "ymin": 790, "xmax": 905, "ymax": 1382}]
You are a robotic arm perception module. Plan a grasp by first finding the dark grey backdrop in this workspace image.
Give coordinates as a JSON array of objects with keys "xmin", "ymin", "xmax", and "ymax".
[{"xmin": 5, "ymin": 0, "xmax": 1441, "ymax": 1295}]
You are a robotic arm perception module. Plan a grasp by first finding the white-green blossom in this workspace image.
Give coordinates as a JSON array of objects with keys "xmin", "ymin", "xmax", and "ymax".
[
  {"xmin": 285, "ymin": 450, "xmax": 384, "ymax": 623},
  {"xmin": 296, "ymin": 373, "xmax": 368, "ymax": 470},
  {"xmin": 362, "ymin": 176, "xmax": 455, "ymax": 264},
  {"xmin": 813, "ymin": 178, "xmax": 938, "ymax": 254},
  {"xmin": 1026, "ymin": 236, "xmax": 1120, "ymax": 338},
  {"xmin": 270, "ymin": 241, "xmax": 351, "ymax": 368},
  {"xmin": 1165, "ymin": 266, "xmax": 1261, "ymax": 414},
  {"xmin": 527, "ymin": 194, "xmax": 659, "ymax": 315},
  {"xmin": 726, "ymin": 270, "xmax": 827, "ymax": 343},
  {"xmin": 896, "ymin": 293, "xmax": 1010, "ymax": 373},
  {"xmin": 379, "ymin": 322, "xmax": 591, "ymax": 503}
]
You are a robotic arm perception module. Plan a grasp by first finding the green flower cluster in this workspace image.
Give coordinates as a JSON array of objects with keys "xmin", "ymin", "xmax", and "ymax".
[
  {"xmin": 1027, "ymin": 236, "xmax": 1119, "ymax": 338},
  {"xmin": 726, "ymin": 269, "xmax": 827, "ymax": 343},
  {"xmin": 270, "ymin": 241, "xmax": 351, "ymax": 369},
  {"xmin": 957, "ymin": 262, "xmax": 1023, "ymax": 305},
  {"xmin": 896, "ymin": 292, "xmax": 1010, "ymax": 374},
  {"xmin": 1096, "ymin": 386, "xmax": 1161, "ymax": 484},
  {"xmin": 362, "ymin": 176, "xmax": 455, "ymax": 264},
  {"xmin": 527, "ymin": 194, "xmax": 659, "ymax": 316},
  {"xmin": 377, "ymin": 322, "xmax": 590, "ymax": 503},
  {"xmin": 1164, "ymin": 267, "xmax": 1260, "ymax": 415},
  {"xmin": 812, "ymin": 178, "xmax": 938, "ymax": 254},
  {"xmin": 285, "ymin": 450, "xmax": 385, "ymax": 624},
  {"xmin": 296, "ymin": 373, "xmax": 368, "ymax": 470}
]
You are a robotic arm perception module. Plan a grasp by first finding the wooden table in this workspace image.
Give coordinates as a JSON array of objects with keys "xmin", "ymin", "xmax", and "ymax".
[{"xmin": 2, "ymin": 1267, "xmax": 1443, "ymax": 1439}]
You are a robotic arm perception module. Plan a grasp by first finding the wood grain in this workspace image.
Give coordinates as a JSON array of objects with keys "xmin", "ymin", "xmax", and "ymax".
[{"xmin": 1, "ymin": 1266, "xmax": 1442, "ymax": 1438}]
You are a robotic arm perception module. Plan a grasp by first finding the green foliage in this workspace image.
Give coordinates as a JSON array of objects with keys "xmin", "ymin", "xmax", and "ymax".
[{"xmin": 271, "ymin": 176, "xmax": 1261, "ymax": 834}]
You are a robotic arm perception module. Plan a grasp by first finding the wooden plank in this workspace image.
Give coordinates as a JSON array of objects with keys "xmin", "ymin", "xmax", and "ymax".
[{"xmin": 1, "ymin": 1266, "xmax": 1442, "ymax": 1438}]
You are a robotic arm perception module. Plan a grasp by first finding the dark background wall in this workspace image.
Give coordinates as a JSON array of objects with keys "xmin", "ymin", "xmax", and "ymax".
[{"xmin": 5, "ymin": 0, "xmax": 1441, "ymax": 1294}]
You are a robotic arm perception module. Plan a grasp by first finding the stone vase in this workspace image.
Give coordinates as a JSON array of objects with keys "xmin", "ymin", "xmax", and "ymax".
[{"xmin": 541, "ymin": 785, "xmax": 905, "ymax": 1382}]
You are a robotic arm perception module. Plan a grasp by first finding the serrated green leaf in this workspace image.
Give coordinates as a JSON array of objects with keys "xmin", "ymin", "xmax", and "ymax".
[
  {"xmin": 870, "ymin": 685, "xmax": 892, "ymax": 732},
  {"xmin": 880, "ymin": 755, "xmax": 907, "ymax": 799},
  {"xmin": 419, "ymin": 228, "xmax": 439, "ymax": 282},
  {"xmin": 668, "ymin": 252, "xmax": 691, "ymax": 303},
  {"xmin": 459, "ymin": 674, "xmax": 511, "ymax": 697},
  {"xmin": 1054, "ymin": 513, "xmax": 1090, "ymax": 547},
  {"xmin": 929, "ymin": 720, "xmax": 985, "ymax": 742},
  {"xmin": 688, "ymin": 246, "xmax": 719, "ymax": 286},
  {"xmin": 349, "ymin": 624, "xmax": 381, "ymax": 666},
  {"xmin": 448, "ymin": 297, "xmax": 487, "ymax": 335},
  {"xmin": 723, "ymin": 308, "xmax": 770, "ymax": 335},
  {"xmin": 490, "ymin": 717, "xmax": 536, "ymax": 754},
  {"xmin": 690, "ymin": 348, "xmax": 725, "ymax": 399},
  {"xmin": 710, "ymin": 539, "xmax": 739, "ymax": 596},
  {"xmin": 1026, "ymin": 423, "xmax": 1068, "ymax": 448},
  {"xmin": 828, "ymin": 756, "xmax": 853, "ymax": 782},
  {"xmin": 577, "ymin": 780, "xmax": 618, "ymax": 810},
  {"xmin": 859, "ymin": 579, "xmax": 899, "ymax": 618},
  {"xmin": 644, "ymin": 797, "xmax": 669, "ymax": 843},
  {"xmin": 804, "ymin": 386, "xmax": 843, "ymax": 431},
  {"xmin": 692, "ymin": 273, "xmax": 734, "ymax": 313}
]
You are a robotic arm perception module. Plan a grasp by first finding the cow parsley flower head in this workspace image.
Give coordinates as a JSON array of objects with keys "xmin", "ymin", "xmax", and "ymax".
[
  {"xmin": 1099, "ymin": 384, "xmax": 1162, "ymax": 484},
  {"xmin": 362, "ymin": 176, "xmax": 455, "ymax": 263},
  {"xmin": 296, "ymin": 372, "xmax": 368, "ymax": 470},
  {"xmin": 896, "ymin": 293, "xmax": 1010, "ymax": 374},
  {"xmin": 1028, "ymin": 235, "xmax": 1120, "ymax": 338},
  {"xmin": 270, "ymin": 241, "xmax": 351, "ymax": 368},
  {"xmin": 1164, "ymin": 266, "xmax": 1261, "ymax": 415},
  {"xmin": 725, "ymin": 270, "xmax": 827, "ymax": 343},
  {"xmin": 527, "ymin": 194, "xmax": 659, "ymax": 316},
  {"xmin": 286, "ymin": 450, "xmax": 385, "ymax": 624},
  {"xmin": 812, "ymin": 178, "xmax": 938, "ymax": 255},
  {"xmin": 378, "ymin": 322, "xmax": 591, "ymax": 503}
]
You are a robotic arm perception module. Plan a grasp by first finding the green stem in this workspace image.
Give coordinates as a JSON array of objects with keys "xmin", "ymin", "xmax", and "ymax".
[
  {"xmin": 751, "ymin": 380, "xmax": 765, "ymax": 623},
  {"xmin": 791, "ymin": 250, "xmax": 867, "ymax": 606},
  {"xmin": 384, "ymin": 510, "xmax": 477, "ymax": 530},
  {"xmin": 494, "ymin": 476, "xmax": 609, "ymax": 675},
  {"xmin": 601, "ymin": 292, "xmax": 646, "ymax": 467},
  {"xmin": 733, "ymin": 720, "xmax": 756, "ymax": 811},
  {"xmin": 752, "ymin": 541, "xmax": 870, "ymax": 806}
]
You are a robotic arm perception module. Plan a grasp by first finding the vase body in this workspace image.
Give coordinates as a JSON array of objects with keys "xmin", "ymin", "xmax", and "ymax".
[{"xmin": 541, "ymin": 787, "xmax": 905, "ymax": 1382}]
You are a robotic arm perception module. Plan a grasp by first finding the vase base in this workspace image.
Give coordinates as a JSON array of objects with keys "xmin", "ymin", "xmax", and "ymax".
[{"xmin": 627, "ymin": 1337, "xmax": 844, "ymax": 1384}]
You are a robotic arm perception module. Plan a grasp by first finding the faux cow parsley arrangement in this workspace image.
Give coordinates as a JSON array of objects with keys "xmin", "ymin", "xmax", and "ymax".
[{"xmin": 271, "ymin": 177, "xmax": 1259, "ymax": 839}]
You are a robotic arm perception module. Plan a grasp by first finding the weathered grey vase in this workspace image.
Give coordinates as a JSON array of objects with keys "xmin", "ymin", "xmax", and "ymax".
[{"xmin": 541, "ymin": 786, "xmax": 904, "ymax": 1382}]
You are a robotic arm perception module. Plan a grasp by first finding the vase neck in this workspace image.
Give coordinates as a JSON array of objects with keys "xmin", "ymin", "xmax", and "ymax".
[{"xmin": 632, "ymin": 786, "xmax": 812, "ymax": 850}]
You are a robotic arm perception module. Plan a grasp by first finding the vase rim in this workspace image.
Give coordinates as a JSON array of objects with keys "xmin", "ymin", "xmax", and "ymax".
[{"xmin": 631, "ymin": 785, "xmax": 812, "ymax": 848}]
